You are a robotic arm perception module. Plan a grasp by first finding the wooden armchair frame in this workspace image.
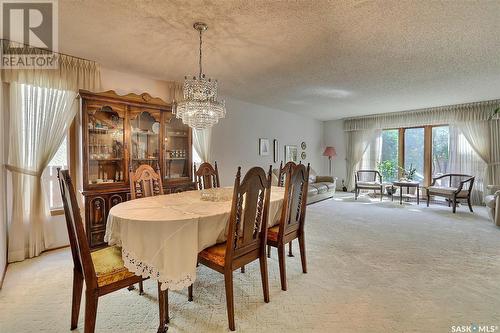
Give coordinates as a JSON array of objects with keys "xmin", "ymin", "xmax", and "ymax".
[{"xmin": 426, "ymin": 173, "xmax": 475, "ymax": 213}]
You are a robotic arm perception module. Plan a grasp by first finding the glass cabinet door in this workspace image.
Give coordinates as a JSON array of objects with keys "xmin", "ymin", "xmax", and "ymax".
[
  {"xmin": 130, "ymin": 110, "xmax": 161, "ymax": 171},
  {"xmin": 163, "ymin": 117, "xmax": 190, "ymax": 181},
  {"xmin": 87, "ymin": 106, "xmax": 126, "ymax": 185}
]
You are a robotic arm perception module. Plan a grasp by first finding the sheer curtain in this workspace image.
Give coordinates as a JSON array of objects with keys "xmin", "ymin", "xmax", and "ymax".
[
  {"xmin": 192, "ymin": 128, "xmax": 213, "ymax": 163},
  {"xmin": 449, "ymin": 126, "xmax": 487, "ymax": 205},
  {"xmin": 345, "ymin": 129, "xmax": 378, "ymax": 190},
  {"xmin": 7, "ymin": 84, "xmax": 77, "ymax": 261},
  {"xmin": 359, "ymin": 130, "xmax": 382, "ymax": 170},
  {"xmin": 2, "ymin": 40, "xmax": 101, "ymax": 262}
]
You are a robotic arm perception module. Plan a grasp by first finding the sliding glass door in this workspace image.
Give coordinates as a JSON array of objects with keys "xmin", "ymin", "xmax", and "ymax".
[
  {"xmin": 375, "ymin": 125, "xmax": 450, "ymax": 185},
  {"xmin": 432, "ymin": 126, "xmax": 450, "ymax": 175},
  {"xmin": 404, "ymin": 127, "xmax": 425, "ymax": 184}
]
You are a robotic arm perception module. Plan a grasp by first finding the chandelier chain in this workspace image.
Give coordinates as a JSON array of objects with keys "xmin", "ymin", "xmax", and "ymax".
[{"xmin": 198, "ymin": 28, "xmax": 203, "ymax": 79}]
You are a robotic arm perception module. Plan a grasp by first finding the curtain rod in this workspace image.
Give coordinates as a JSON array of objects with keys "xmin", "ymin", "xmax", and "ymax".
[
  {"xmin": 0, "ymin": 39, "xmax": 94, "ymax": 63},
  {"xmin": 343, "ymin": 99, "xmax": 500, "ymax": 121}
]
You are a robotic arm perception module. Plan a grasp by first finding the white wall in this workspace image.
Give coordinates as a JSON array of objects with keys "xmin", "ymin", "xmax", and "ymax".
[
  {"xmin": 212, "ymin": 97, "xmax": 325, "ymax": 186},
  {"xmin": 100, "ymin": 67, "xmax": 171, "ymax": 100},
  {"xmin": 323, "ymin": 119, "xmax": 347, "ymax": 189}
]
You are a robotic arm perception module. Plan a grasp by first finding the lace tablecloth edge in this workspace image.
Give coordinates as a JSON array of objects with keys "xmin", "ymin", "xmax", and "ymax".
[{"xmin": 122, "ymin": 247, "xmax": 195, "ymax": 291}]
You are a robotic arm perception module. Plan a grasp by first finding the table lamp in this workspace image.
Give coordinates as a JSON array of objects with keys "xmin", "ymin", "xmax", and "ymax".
[{"xmin": 323, "ymin": 146, "xmax": 337, "ymax": 176}]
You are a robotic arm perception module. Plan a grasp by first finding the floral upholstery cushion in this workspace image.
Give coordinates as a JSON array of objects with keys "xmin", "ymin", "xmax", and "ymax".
[
  {"xmin": 199, "ymin": 242, "xmax": 227, "ymax": 267},
  {"xmin": 91, "ymin": 246, "xmax": 136, "ymax": 287},
  {"xmin": 267, "ymin": 225, "xmax": 280, "ymax": 242}
]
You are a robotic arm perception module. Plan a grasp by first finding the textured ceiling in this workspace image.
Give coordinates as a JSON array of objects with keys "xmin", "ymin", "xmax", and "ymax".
[{"xmin": 59, "ymin": 0, "xmax": 500, "ymax": 120}]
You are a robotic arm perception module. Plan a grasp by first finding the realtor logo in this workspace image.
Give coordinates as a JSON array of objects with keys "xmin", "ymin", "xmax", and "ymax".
[{"xmin": 0, "ymin": 0, "xmax": 58, "ymax": 68}]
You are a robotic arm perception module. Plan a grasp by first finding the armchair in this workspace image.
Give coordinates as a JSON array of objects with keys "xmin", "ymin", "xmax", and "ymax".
[
  {"xmin": 355, "ymin": 170, "xmax": 383, "ymax": 201},
  {"xmin": 485, "ymin": 185, "xmax": 500, "ymax": 226},
  {"xmin": 426, "ymin": 174, "xmax": 475, "ymax": 213}
]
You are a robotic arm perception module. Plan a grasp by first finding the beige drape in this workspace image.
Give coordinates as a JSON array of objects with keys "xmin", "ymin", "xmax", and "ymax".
[
  {"xmin": 449, "ymin": 126, "xmax": 487, "ymax": 204},
  {"xmin": 192, "ymin": 129, "xmax": 213, "ymax": 162},
  {"xmin": 7, "ymin": 84, "xmax": 77, "ymax": 261},
  {"xmin": 2, "ymin": 41, "xmax": 101, "ymax": 262},
  {"xmin": 345, "ymin": 129, "xmax": 378, "ymax": 190}
]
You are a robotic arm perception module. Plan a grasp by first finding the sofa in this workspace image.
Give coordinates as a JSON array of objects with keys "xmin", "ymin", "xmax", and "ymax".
[
  {"xmin": 485, "ymin": 185, "xmax": 500, "ymax": 226},
  {"xmin": 272, "ymin": 167, "xmax": 337, "ymax": 204}
]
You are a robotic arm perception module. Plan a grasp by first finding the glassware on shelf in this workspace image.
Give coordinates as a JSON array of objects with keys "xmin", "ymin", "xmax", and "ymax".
[{"xmin": 87, "ymin": 106, "xmax": 125, "ymax": 184}]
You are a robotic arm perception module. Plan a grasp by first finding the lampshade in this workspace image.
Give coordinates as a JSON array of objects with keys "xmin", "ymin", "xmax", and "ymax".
[{"xmin": 323, "ymin": 146, "xmax": 337, "ymax": 157}]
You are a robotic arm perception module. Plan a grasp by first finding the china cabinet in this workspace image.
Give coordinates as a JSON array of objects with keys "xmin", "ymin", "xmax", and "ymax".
[{"xmin": 79, "ymin": 90, "xmax": 195, "ymax": 249}]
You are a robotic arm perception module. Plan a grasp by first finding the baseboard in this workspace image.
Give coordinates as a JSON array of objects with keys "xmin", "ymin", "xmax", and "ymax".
[
  {"xmin": 42, "ymin": 244, "xmax": 70, "ymax": 253},
  {"xmin": 0, "ymin": 262, "xmax": 7, "ymax": 290}
]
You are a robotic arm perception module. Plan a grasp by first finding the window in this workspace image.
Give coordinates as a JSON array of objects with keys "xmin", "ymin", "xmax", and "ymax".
[
  {"xmin": 370, "ymin": 125, "xmax": 450, "ymax": 185},
  {"xmin": 42, "ymin": 136, "xmax": 68, "ymax": 210},
  {"xmin": 432, "ymin": 126, "xmax": 450, "ymax": 176},
  {"xmin": 379, "ymin": 129, "xmax": 399, "ymax": 182},
  {"xmin": 404, "ymin": 127, "xmax": 425, "ymax": 183}
]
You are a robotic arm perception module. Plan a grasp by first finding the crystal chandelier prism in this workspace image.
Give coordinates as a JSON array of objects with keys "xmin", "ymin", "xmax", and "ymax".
[{"xmin": 173, "ymin": 22, "xmax": 226, "ymax": 130}]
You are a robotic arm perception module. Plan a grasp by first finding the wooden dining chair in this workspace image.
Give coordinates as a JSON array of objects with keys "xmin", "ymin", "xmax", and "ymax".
[
  {"xmin": 267, "ymin": 163, "xmax": 310, "ymax": 291},
  {"xmin": 129, "ymin": 164, "xmax": 163, "ymax": 199},
  {"xmin": 277, "ymin": 160, "xmax": 297, "ymax": 187},
  {"xmin": 57, "ymin": 169, "xmax": 168, "ymax": 333},
  {"xmin": 128, "ymin": 164, "xmax": 164, "ymax": 293},
  {"xmin": 193, "ymin": 166, "xmax": 272, "ymax": 331},
  {"xmin": 193, "ymin": 161, "xmax": 220, "ymax": 190},
  {"xmin": 273, "ymin": 160, "xmax": 297, "ymax": 257}
]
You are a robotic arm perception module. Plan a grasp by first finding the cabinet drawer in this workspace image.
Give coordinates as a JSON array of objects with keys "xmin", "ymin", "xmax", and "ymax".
[{"xmin": 90, "ymin": 229, "xmax": 107, "ymax": 248}]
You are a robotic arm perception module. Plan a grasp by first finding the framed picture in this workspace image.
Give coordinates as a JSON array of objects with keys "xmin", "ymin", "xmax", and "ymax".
[
  {"xmin": 284, "ymin": 145, "xmax": 298, "ymax": 162},
  {"xmin": 259, "ymin": 138, "xmax": 270, "ymax": 156},
  {"xmin": 273, "ymin": 139, "xmax": 279, "ymax": 162}
]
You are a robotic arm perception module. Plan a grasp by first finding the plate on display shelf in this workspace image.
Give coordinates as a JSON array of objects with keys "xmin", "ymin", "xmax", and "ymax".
[{"xmin": 152, "ymin": 122, "xmax": 160, "ymax": 134}]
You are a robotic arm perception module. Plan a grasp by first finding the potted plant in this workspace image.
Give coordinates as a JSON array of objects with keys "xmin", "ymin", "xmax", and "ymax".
[
  {"xmin": 377, "ymin": 160, "xmax": 398, "ymax": 195},
  {"xmin": 399, "ymin": 164, "xmax": 417, "ymax": 181}
]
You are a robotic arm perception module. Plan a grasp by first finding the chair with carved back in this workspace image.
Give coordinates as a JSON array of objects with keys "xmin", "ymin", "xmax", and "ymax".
[
  {"xmin": 267, "ymin": 163, "xmax": 310, "ymax": 291},
  {"xmin": 128, "ymin": 164, "xmax": 163, "ymax": 293},
  {"xmin": 193, "ymin": 161, "xmax": 220, "ymax": 190},
  {"xmin": 194, "ymin": 166, "xmax": 272, "ymax": 331},
  {"xmin": 57, "ymin": 169, "xmax": 168, "ymax": 333},
  {"xmin": 269, "ymin": 160, "xmax": 297, "ymax": 258},
  {"xmin": 129, "ymin": 164, "xmax": 163, "ymax": 199},
  {"xmin": 277, "ymin": 160, "xmax": 297, "ymax": 187}
]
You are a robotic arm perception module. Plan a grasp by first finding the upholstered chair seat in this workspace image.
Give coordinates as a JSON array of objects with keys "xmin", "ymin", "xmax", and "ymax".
[
  {"xmin": 90, "ymin": 246, "xmax": 136, "ymax": 287},
  {"xmin": 266, "ymin": 225, "xmax": 280, "ymax": 242},
  {"xmin": 426, "ymin": 174, "xmax": 474, "ymax": 213},
  {"xmin": 198, "ymin": 242, "xmax": 227, "ymax": 267},
  {"xmin": 426, "ymin": 186, "xmax": 469, "ymax": 198},
  {"xmin": 356, "ymin": 181, "xmax": 382, "ymax": 188}
]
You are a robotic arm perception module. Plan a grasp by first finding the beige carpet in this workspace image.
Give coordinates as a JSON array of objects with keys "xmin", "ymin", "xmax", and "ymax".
[{"xmin": 1, "ymin": 194, "xmax": 499, "ymax": 333}]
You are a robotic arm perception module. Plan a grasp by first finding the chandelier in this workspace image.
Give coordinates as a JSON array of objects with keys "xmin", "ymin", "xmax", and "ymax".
[{"xmin": 173, "ymin": 22, "xmax": 226, "ymax": 130}]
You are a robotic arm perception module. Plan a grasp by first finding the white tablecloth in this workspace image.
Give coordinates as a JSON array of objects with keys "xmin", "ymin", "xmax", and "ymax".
[{"xmin": 105, "ymin": 186, "xmax": 285, "ymax": 290}]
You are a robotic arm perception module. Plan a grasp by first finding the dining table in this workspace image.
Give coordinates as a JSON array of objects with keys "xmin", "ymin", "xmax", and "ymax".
[{"xmin": 104, "ymin": 186, "xmax": 286, "ymax": 292}]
